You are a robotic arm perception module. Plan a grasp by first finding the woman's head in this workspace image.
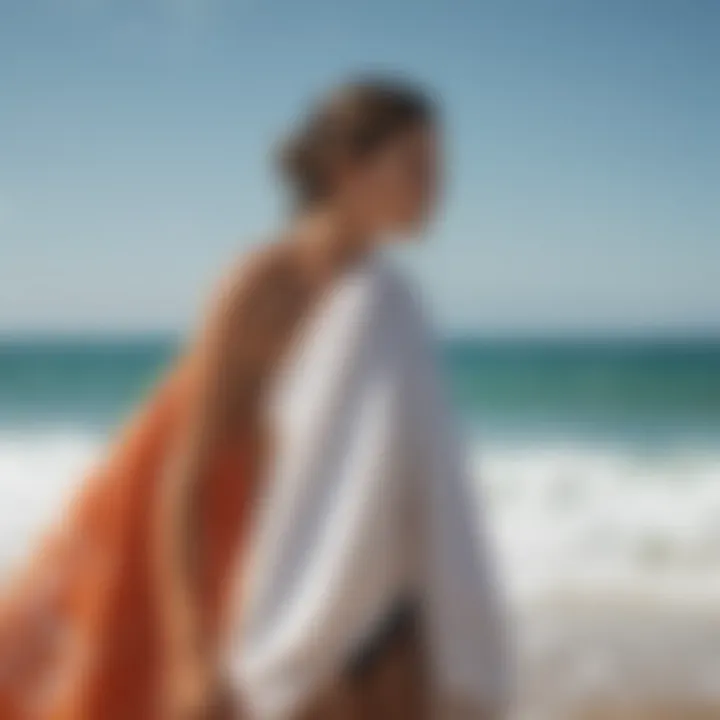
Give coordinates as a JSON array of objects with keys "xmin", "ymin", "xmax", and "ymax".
[{"xmin": 278, "ymin": 76, "xmax": 440, "ymax": 236}]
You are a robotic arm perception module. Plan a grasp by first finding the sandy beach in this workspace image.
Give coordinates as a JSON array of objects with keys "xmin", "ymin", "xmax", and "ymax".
[{"xmin": 511, "ymin": 594, "xmax": 720, "ymax": 719}]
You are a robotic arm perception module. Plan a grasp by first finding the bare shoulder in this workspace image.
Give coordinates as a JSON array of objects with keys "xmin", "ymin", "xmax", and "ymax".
[
  {"xmin": 221, "ymin": 239, "xmax": 297, "ymax": 303},
  {"xmin": 203, "ymin": 237, "xmax": 305, "ymax": 341}
]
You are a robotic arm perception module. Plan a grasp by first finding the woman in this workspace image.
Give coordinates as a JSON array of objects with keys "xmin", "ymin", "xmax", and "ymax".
[{"xmin": 0, "ymin": 78, "xmax": 510, "ymax": 719}]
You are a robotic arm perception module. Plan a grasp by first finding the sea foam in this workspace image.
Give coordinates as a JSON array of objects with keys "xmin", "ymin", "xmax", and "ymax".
[{"xmin": 3, "ymin": 430, "xmax": 720, "ymax": 606}]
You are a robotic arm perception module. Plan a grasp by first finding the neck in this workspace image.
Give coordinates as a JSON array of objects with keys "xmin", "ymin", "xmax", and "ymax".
[{"xmin": 291, "ymin": 206, "xmax": 375, "ymax": 285}]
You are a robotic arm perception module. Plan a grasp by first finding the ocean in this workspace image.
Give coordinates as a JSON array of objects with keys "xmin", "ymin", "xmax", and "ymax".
[
  {"xmin": 2, "ymin": 336, "xmax": 720, "ymax": 714},
  {"xmin": 2, "ymin": 336, "xmax": 719, "ymax": 440}
]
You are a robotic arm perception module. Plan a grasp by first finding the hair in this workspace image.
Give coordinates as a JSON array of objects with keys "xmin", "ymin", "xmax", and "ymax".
[{"xmin": 278, "ymin": 76, "xmax": 437, "ymax": 209}]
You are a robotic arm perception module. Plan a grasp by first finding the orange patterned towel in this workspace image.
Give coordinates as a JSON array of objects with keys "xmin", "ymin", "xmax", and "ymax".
[{"xmin": 0, "ymin": 361, "xmax": 260, "ymax": 720}]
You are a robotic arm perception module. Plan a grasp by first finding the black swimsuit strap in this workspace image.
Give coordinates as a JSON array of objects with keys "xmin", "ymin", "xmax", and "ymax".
[{"xmin": 346, "ymin": 597, "xmax": 420, "ymax": 679}]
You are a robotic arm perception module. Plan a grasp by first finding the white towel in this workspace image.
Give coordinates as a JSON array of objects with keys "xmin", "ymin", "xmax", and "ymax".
[{"xmin": 225, "ymin": 258, "xmax": 512, "ymax": 719}]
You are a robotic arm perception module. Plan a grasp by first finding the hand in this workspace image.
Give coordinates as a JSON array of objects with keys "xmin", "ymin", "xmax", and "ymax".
[
  {"xmin": 206, "ymin": 679, "xmax": 239, "ymax": 720},
  {"xmin": 439, "ymin": 698, "xmax": 506, "ymax": 720},
  {"xmin": 163, "ymin": 652, "xmax": 217, "ymax": 720}
]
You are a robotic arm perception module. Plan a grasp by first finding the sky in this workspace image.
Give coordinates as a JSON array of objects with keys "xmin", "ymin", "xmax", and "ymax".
[{"xmin": 0, "ymin": 0, "xmax": 718, "ymax": 335}]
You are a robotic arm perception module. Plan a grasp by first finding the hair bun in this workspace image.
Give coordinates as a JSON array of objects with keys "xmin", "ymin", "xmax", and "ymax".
[
  {"xmin": 278, "ymin": 133, "xmax": 306, "ymax": 181},
  {"xmin": 277, "ymin": 125, "xmax": 324, "ymax": 208}
]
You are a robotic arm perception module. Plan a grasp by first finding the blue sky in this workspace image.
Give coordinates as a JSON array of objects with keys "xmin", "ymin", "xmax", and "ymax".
[{"xmin": 1, "ymin": 0, "xmax": 718, "ymax": 335}]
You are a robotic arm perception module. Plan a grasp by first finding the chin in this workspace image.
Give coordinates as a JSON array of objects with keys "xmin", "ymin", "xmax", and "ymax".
[
  {"xmin": 387, "ymin": 227, "xmax": 425, "ymax": 246},
  {"xmin": 402, "ymin": 214, "xmax": 431, "ymax": 237},
  {"xmin": 384, "ymin": 209, "xmax": 431, "ymax": 240}
]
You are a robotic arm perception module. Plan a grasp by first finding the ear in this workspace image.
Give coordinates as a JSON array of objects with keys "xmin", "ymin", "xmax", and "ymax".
[{"xmin": 330, "ymin": 154, "xmax": 359, "ymax": 198}]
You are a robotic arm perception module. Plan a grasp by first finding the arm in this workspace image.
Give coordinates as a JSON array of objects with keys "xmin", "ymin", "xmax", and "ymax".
[{"xmin": 156, "ymin": 256, "xmax": 278, "ymax": 718}]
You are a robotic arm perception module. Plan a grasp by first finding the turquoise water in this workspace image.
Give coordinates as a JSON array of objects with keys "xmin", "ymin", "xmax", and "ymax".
[
  {"xmin": 443, "ymin": 337, "xmax": 720, "ymax": 445},
  {"xmin": 0, "ymin": 337, "xmax": 179, "ymax": 431},
  {"xmin": 1, "ymin": 336, "xmax": 719, "ymax": 444}
]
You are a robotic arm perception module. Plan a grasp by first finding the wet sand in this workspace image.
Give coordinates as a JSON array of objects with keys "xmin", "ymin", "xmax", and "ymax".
[
  {"xmin": 567, "ymin": 704, "xmax": 720, "ymax": 720},
  {"xmin": 511, "ymin": 594, "xmax": 720, "ymax": 719}
]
